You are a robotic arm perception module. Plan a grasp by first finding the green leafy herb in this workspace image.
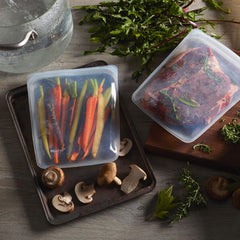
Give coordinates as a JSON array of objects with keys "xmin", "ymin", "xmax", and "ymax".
[
  {"xmin": 74, "ymin": 0, "xmax": 239, "ymax": 80},
  {"xmin": 203, "ymin": 0, "xmax": 231, "ymax": 14},
  {"xmin": 178, "ymin": 97, "xmax": 200, "ymax": 107},
  {"xmin": 148, "ymin": 164, "xmax": 207, "ymax": 224},
  {"xmin": 146, "ymin": 186, "xmax": 180, "ymax": 221},
  {"xmin": 171, "ymin": 166, "xmax": 207, "ymax": 223},
  {"xmin": 221, "ymin": 120, "xmax": 240, "ymax": 143},
  {"xmin": 193, "ymin": 143, "xmax": 212, "ymax": 153}
]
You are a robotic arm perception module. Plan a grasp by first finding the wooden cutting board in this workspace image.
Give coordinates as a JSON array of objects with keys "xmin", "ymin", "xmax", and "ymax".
[{"xmin": 144, "ymin": 101, "xmax": 240, "ymax": 169}]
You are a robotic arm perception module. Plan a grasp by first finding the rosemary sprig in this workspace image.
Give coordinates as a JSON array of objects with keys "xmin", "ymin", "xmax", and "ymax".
[{"xmin": 171, "ymin": 166, "xmax": 207, "ymax": 223}]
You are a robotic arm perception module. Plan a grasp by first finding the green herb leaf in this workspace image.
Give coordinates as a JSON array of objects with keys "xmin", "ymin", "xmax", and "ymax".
[
  {"xmin": 203, "ymin": 0, "xmax": 231, "ymax": 14},
  {"xmin": 178, "ymin": 97, "xmax": 200, "ymax": 107},
  {"xmin": 193, "ymin": 143, "xmax": 212, "ymax": 153},
  {"xmin": 221, "ymin": 120, "xmax": 240, "ymax": 143},
  {"xmin": 147, "ymin": 186, "xmax": 180, "ymax": 220}
]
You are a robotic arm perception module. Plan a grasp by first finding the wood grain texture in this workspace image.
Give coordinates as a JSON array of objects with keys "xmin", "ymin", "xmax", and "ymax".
[{"xmin": 0, "ymin": 1, "xmax": 240, "ymax": 240}]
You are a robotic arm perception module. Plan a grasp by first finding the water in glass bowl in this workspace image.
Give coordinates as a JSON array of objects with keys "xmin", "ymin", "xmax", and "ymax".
[{"xmin": 0, "ymin": 0, "xmax": 73, "ymax": 73}]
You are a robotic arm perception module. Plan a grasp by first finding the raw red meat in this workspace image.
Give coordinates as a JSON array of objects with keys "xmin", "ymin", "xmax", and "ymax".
[{"xmin": 141, "ymin": 47, "xmax": 238, "ymax": 126}]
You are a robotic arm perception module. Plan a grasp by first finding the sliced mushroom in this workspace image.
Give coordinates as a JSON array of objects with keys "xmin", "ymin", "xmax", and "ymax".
[
  {"xmin": 121, "ymin": 164, "xmax": 147, "ymax": 194},
  {"xmin": 232, "ymin": 188, "xmax": 240, "ymax": 209},
  {"xmin": 75, "ymin": 181, "xmax": 96, "ymax": 204},
  {"xmin": 52, "ymin": 192, "xmax": 74, "ymax": 213},
  {"xmin": 119, "ymin": 138, "xmax": 133, "ymax": 156},
  {"xmin": 97, "ymin": 162, "xmax": 122, "ymax": 186},
  {"xmin": 41, "ymin": 166, "xmax": 65, "ymax": 188},
  {"xmin": 205, "ymin": 176, "xmax": 231, "ymax": 200}
]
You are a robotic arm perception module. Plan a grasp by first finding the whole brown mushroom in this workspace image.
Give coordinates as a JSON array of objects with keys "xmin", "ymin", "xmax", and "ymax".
[
  {"xmin": 205, "ymin": 176, "xmax": 231, "ymax": 200},
  {"xmin": 41, "ymin": 166, "xmax": 65, "ymax": 188},
  {"xmin": 97, "ymin": 162, "xmax": 122, "ymax": 186}
]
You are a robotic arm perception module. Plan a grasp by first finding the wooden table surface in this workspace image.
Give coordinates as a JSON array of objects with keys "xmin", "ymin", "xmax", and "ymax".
[{"xmin": 1, "ymin": 1, "xmax": 240, "ymax": 240}]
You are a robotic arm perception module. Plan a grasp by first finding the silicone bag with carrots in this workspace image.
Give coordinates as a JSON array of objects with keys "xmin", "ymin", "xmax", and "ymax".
[{"xmin": 27, "ymin": 65, "xmax": 120, "ymax": 169}]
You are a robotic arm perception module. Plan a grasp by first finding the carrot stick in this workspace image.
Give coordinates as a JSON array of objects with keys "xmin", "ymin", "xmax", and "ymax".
[
  {"xmin": 67, "ymin": 80, "xmax": 88, "ymax": 159},
  {"xmin": 103, "ymin": 87, "xmax": 112, "ymax": 108},
  {"xmin": 61, "ymin": 78, "xmax": 70, "ymax": 137},
  {"xmin": 92, "ymin": 92, "xmax": 105, "ymax": 158},
  {"xmin": 45, "ymin": 96, "xmax": 64, "ymax": 150},
  {"xmin": 82, "ymin": 104, "xmax": 111, "ymax": 160},
  {"xmin": 53, "ymin": 77, "xmax": 62, "ymax": 123},
  {"xmin": 70, "ymin": 151, "xmax": 80, "ymax": 161},
  {"xmin": 82, "ymin": 79, "xmax": 99, "ymax": 152},
  {"xmin": 69, "ymin": 81, "xmax": 77, "ymax": 127},
  {"xmin": 82, "ymin": 132, "xmax": 95, "ymax": 160},
  {"xmin": 52, "ymin": 77, "xmax": 63, "ymax": 164},
  {"xmin": 37, "ymin": 85, "xmax": 51, "ymax": 159}
]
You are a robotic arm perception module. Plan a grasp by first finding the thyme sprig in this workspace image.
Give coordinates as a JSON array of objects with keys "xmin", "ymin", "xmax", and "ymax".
[{"xmin": 171, "ymin": 166, "xmax": 207, "ymax": 223}]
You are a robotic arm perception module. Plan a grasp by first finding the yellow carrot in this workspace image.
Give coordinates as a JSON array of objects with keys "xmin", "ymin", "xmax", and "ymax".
[
  {"xmin": 103, "ymin": 87, "xmax": 112, "ymax": 108},
  {"xmin": 37, "ymin": 85, "xmax": 51, "ymax": 159},
  {"xmin": 92, "ymin": 92, "xmax": 105, "ymax": 158},
  {"xmin": 67, "ymin": 80, "xmax": 88, "ymax": 159}
]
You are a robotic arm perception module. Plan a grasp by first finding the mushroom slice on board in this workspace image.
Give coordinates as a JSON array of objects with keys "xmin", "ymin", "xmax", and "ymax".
[
  {"xmin": 121, "ymin": 164, "xmax": 147, "ymax": 194},
  {"xmin": 75, "ymin": 181, "xmax": 96, "ymax": 204},
  {"xmin": 205, "ymin": 176, "xmax": 231, "ymax": 200},
  {"xmin": 97, "ymin": 162, "xmax": 122, "ymax": 186},
  {"xmin": 119, "ymin": 138, "xmax": 133, "ymax": 157},
  {"xmin": 52, "ymin": 192, "xmax": 74, "ymax": 213},
  {"xmin": 41, "ymin": 166, "xmax": 65, "ymax": 188}
]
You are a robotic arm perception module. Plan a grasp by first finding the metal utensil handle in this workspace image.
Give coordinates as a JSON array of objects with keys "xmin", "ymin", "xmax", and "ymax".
[{"xmin": 0, "ymin": 30, "xmax": 38, "ymax": 50}]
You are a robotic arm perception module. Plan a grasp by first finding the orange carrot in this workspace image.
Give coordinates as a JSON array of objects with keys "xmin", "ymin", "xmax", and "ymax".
[
  {"xmin": 67, "ymin": 80, "xmax": 88, "ymax": 159},
  {"xmin": 82, "ymin": 104, "xmax": 111, "ymax": 160},
  {"xmin": 81, "ymin": 133, "xmax": 95, "ymax": 160},
  {"xmin": 52, "ymin": 77, "xmax": 62, "ymax": 164},
  {"xmin": 92, "ymin": 92, "xmax": 105, "ymax": 158},
  {"xmin": 82, "ymin": 79, "xmax": 99, "ymax": 152},
  {"xmin": 60, "ymin": 78, "xmax": 70, "ymax": 137},
  {"xmin": 70, "ymin": 151, "xmax": 79, "ymax": 161}
]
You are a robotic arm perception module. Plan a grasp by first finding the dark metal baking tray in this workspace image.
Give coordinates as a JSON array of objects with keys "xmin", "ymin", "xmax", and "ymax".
[{"xmin": 6, "ymin": 62, "xmax": 156, "ymax": 225}]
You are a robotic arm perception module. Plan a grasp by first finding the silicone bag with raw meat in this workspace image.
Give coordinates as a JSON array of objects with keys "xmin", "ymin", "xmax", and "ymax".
[{"xmin": 132, "ymin": 29, "xmax": 240, "ymax": 143}]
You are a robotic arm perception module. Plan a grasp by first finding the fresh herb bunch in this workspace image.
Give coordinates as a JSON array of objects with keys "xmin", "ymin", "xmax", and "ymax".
[
  {"xmin": 147, "ymin": 164, "xmax": 207, "ymax": 223},
  {"xmin": 193, "ymin": 143, "xmax": 212, "ymax": 153},
  {"xmin": 171, "ymin": 166, "xmax": 207, "ymax": 223},
  {"xmin": 74, "ymin": 0, "xmax": 238, "ymax": 80},
  {"xmin": 221, "ymin": 119, "xmax": 240, "ymax": 144}
]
